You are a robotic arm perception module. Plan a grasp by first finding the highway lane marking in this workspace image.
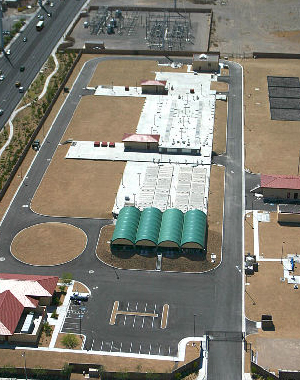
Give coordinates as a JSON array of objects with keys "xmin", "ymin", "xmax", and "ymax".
[{"xmin": 161, "ymin": 304, "xmax": 169, "ymax": 329}]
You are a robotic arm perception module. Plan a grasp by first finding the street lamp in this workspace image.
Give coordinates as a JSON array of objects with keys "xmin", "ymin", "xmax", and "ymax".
[
  {"xmin": 79, "ymin": 306, "xmax": 86, "ymax": 339},
  {"xmin": 281, "ymin": 241, "xmax": 286, "ymax": 264},
  {"xmin": 22, "ymin": 352, "xmax": 27, "ymax": 380}
]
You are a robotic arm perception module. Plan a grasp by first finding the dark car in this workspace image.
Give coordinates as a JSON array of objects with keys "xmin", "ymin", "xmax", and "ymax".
[{"xmin": 70, "ymin": 293, "xmax": 89, "ymax": 302}]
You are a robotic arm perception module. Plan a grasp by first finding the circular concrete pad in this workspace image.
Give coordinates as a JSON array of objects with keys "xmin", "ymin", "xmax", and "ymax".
[{"xmin": 11, "ymin": 222, "xmax": 87, "ymax": 266}]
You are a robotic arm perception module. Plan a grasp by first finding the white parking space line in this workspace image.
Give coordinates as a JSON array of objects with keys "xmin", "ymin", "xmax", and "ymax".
[
  {"xmin": 129, "ymin": 342, "xmax": 132, "ymax": 352},
  {"xmin": 141, "ymin": 303, "xmax": 147, "ymax": 328},
  {"xmin": 152, "ymin": 304, "xmax": 157, "ymax": 328},
  {"xmin": 124, "ymin": 302, "xmax": 129, "ymax": 325},
  {"xmin": 149, "ymin": 344, "xmax": 152, "ymax": 355},
  {"xmin": 120, "ymin": 342, "xmax": 122, "ymax": 352},
  {"xmin": 132, "ymin": 302, "xmax": 138, "ymax": 328},
  {"xmin": 100, "ymin": 340, "xmax": 103, "ymax": 350},
  {"xmin": 139, "ymin": 344, "xmax": 141, "ymax": 354},
  {"xmin": 158, "ymin": 345, "xmax": 161, "ymax": 355},
  {"xmin": 168, "ymin": 346, "xmax": 171, "ymax": 355},
  {"xmin": 110, "ymin": 341, "xmax": 113, "ymax": 352}
]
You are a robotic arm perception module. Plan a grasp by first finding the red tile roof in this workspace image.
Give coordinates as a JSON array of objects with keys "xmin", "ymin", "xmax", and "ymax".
[
  {"xmin": 0, "ymin": 290, "xmax": 23, "ymax": 335},
  {"xmin": 122, "ymin": 133, "xmax": 160, "ymax": 143},
  {"xmin": 261, "ymin": 174, "xmax": 300, "ymax": 190},
  {"xmin": 140, "ymin": 80, "xmax": 167, "ymax": 86},
  {"xmin": 0, "ymin": 274, "xmax": 58, "ymax": 336},
  {"xmin": 0, "ymin": 274, "xmax": 58, "ymax": 294}
]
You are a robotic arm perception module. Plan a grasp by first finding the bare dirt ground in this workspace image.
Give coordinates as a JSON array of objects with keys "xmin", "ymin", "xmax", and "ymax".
[
  {"xmin": 38, "ymin": 326, "xmax": 54, "ymax": 347},
  {"xmin": 11, "ymin": 222, "xmax": 87, "ymax": 265},
  {"xmin": 72, "ymin": 281, "xmax": 89, "ymax": 293},
  {"xmin": 212, "ymin": 100, "xmax": 227, "ymax": 154},
  {"xmin": 243, "ymin": 58, "xmax": 300, "ymax": 175},
  {"xmin": 89, "ymin": 60, "xmax": 188, "ymax": 87},
  {"xmin": 55, "ymin": 333, "xmax": 84, "ymax": 350},
  {"xmin": 0, "ymin": 341, "xmax": 200, "ymax": 373},
  {"xmin": 258, "ymin": 212, "xmax": 300, "ymax": 259},
  {"xmin": 246, "ymin": 261, "xmax": 300, "ymax": 373},
  {"xmin": 244, "ymin": 212, "xmax": 254, "ymax": 256}
]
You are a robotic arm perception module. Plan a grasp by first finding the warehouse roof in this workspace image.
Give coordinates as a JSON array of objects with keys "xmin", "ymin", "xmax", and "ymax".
[
  {"xmin": 261, "ymin": 174, "xmax": 300, "ymax": 190},
  {"xmin": 181, "ymin": 209, "xmax": 207, "ymax": 248},
  {"xmin": 112, "ymin": 207, "xmax": 207, "ymax": 250},
  {"xmin": 122, "ymin": 133, "xmax": 160, "ymax": 143},
  {"xmin": 140, "ymin": 80, "xmax": 167, "ymax": 86},
  {"xmin": 111, "ymin": 206, "xmax": 140, "ymax": 244},
  {"xmin": 158, "ymin": 208, "xmax": 184, "ymax": 247},
  {"xmin": 135, "ymin": 207, "xmax": 162, "ymax": 245}
]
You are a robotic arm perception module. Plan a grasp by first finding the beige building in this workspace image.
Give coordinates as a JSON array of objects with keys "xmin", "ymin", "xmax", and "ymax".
[
  {"xmin": 192, "ymin": 54, "xmax": 219, "ymax": 72},
  {"xmin": 260, "ymin": 174, "xmax": 300, "ymax": 202},
  {"xmin": 141, "ymin": 80, "xmax": 168, "ymax": 95},
  {"xmin": 122, "ymin": 133, "xmax": 160, "ymax": 151}
]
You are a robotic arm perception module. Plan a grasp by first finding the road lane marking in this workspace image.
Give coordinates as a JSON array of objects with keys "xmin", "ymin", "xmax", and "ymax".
[{"xmin": 161, "ymin": 304, "xmax": 169, "ymax": 329}]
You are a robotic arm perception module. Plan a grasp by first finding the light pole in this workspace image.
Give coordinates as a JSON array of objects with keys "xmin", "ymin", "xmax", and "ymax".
[
  {"xmin": 281, "ymin": 241, "xmax": 286, "ymax": 264},
  {"xmin": 193, "ymin": 314, "xmax": 196, "ymax": 338},
  {"xmin": 22, "ymin": 352, "xmax": 27, "ymax": 380},
  {"xmin": 79, "ymin": 306, "xmax": 86, "ymax": 339}
]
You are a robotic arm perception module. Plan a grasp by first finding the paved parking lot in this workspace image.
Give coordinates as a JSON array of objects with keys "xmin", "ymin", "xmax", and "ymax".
[{"xmin": 61, "ymin": 302, "xmax": 88, "ymax": 335}]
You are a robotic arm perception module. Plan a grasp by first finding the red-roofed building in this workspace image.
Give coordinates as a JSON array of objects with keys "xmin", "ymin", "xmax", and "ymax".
[
  {"xmin": 122, "ymin": 133, "xmax": 160, "ymax": 151},
  {"xmin": 260, "ymin": 174, "xmax": 300, "ymax": 201},
  {"xmin": 141, "ymin": 80, "xmax": 168, "ymax": 95},
  {"xmin": 0, "ymin": 274, "xmax": 58, "ymax": 343}
]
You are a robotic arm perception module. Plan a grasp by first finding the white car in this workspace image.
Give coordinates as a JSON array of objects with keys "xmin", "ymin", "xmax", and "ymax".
[
  {"xmin": 50, "ymin": 2, "xmax": 54, "ymax": 6},
  {"xmin": 5, "ymin": 49, "xmax": 10, "ymax": 55},
  {"xmin": 0, "ymin": 75, "xmax": 5, "ymax": 81},
  {"xmin": 0, "ymin": 109, "xmax": 4, "ymax": 116}
]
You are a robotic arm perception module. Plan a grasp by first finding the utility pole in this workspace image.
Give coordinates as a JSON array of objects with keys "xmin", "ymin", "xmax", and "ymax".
[{"xmin": 22, "ymin": 352, "xmax": 28, "ymax": 380}]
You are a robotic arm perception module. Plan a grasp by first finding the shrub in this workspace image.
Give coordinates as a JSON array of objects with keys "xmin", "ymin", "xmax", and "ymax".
[
  {"xmin": 61, "ymin": 272, "xmax": 73, "ymax": 284},
  {"xmin": 42, "ymin": 322, "xmax": 52, "ymax": 337},
  {"xmin": 51, "ymin": 311, "xmax": 58, "ymax": 319},
  {"xmin": 61, "ymin": 333, "xmax": 79, "ymax": 349}
]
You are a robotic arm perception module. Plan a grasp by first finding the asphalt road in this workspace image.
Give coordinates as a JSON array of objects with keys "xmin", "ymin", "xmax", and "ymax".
[
  {"xmin": 0, "ymin": 0, "xmax": 86, "ymax": 129},
  {"xmin": 0, "ymin": 57, "xmax": 244, "ymax": 379}
]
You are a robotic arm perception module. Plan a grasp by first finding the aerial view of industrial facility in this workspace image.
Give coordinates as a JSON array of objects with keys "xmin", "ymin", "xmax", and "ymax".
[{"xmin": 0, "ymin": 0, "xmax": 300, "ymax": 379}]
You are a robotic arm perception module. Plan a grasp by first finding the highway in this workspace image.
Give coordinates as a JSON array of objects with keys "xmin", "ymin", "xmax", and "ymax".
[
  {"xmin": 0, "ymin": 57, "xmax": 244, "ymax": 379},
  {"xmin": 0, "ymin": 0, "xmax": 86, "ymax": 128}
]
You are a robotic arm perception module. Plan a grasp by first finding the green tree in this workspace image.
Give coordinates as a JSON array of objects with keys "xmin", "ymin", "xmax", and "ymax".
[{"xmin": 61, "ymin": 333, "xmax": 79, "ymax": 349}]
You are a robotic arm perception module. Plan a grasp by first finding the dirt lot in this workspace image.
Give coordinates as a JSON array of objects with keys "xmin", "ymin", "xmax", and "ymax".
[
  {"xmin": 212, "ymin": 100, "xmax": 227, "ymax": 155},
  {"xmin": 243, "ymin": 59, "xmax": 300, "ymax": 174},
  {"xmin": 258, "ymin": 212, "xmax": 300, "ymax": 259},
  {"xmin": 97, "ymin": 165, "xmax": 224, "ymax": 272},
  {"xmin": 72, "ymin": 281, "xmax": 89, "ymax": 293},
  {"xmin": 244, "ymin": 212, "xmax": 254, "ymax": 256},
  {"xmin": 89, "ymin": 60, "xmax": 188, "ymax": 87},
  {"xmin": 0, "ymin": 341, "xmax": 200, "ymax": 374},
  {"xmin": 246, "ymin": 261, "xmax": 300, "ymax": 373},
  {"xmin": 11, "ymin": 222, "xmax": 87, "ymax": 265},
  {"xmin": 55, "ymin": 333, "xmax": 84, "ymax": 350}
]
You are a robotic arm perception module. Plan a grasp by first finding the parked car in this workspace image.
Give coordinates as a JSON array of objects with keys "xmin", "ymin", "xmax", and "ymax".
[
  {"xmin": 70, "ymin": 293, "xmax": 89, "ymax": 302},
  {"xmin": 0, "ymin": 109, "xmax": 4, "ymax": 116},
  {"xmin": 0, "ymin": 75, "xmax": 5, "ymax": 81},
  {"xmin": 20, "ymin": 66, "xmax": 25, "ymax": 72},
  {"xmin": 19, "ymin": 86, "xmax": 24, "ymax": 93},
  {"xmin": 5, "ymin": 49, "xmax": 10, "ymax": 55},
  {"xmin": 15, "ymin": 81, "xmax": 21, "ymax": 88},
  {"xmin": 23, "ymin": 36, "xmax": 27, "ymax": 42}
]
